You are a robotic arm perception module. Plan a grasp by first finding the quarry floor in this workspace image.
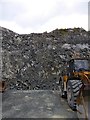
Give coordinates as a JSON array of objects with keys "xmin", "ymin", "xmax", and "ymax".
[{"xmin": 1, "ymin": 90, "xmax": 78, "ymax": 119}]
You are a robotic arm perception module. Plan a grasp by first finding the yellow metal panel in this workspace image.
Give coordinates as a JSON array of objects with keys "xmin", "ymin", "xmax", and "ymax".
[{"xmin": 63, "ymin": 75, "xmax": 68, "ymax": 82}]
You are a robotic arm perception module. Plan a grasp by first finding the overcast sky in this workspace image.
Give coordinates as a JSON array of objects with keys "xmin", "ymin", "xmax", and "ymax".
[{"xmin": 0, "ymin": 0, "xmax": 89, "ymax": 34}]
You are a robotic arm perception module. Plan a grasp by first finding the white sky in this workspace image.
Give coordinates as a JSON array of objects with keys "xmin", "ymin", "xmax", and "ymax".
[{"xmin": 0, "ymin": 0, "xmax": 89, "ymax": 33}]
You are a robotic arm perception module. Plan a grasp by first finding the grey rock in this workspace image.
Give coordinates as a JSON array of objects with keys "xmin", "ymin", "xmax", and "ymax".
[{"xmin": 1, "ymin": 27, "xmax": 90, "ymax": 90}]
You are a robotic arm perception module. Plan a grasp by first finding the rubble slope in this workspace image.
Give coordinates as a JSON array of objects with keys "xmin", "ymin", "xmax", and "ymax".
[{"xmin": 1, "ymin": 27, "xmax": 90, "ymax": 90}]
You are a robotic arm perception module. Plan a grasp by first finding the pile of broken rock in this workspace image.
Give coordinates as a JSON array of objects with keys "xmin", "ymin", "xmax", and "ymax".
[{"xmin": 1, "ymin": 27, "xmax": 90, "ymax": 90}]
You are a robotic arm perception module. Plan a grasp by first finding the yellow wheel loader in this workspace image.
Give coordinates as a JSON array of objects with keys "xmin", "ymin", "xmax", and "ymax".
[{"xmin": 59, "ymin": 58, "xmax": 90, "ymax": 115}]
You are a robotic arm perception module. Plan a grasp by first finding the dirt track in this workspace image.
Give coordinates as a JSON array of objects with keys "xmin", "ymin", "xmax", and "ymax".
[{"xmin": 2, "ymin": 90, "xmax": 78, "ymax": 119}]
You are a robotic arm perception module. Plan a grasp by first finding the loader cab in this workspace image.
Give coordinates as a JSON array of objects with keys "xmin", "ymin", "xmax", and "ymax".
[
  {"xmin": 68, "ymin": 59, "xmax": 90, "ymax": 75},
  {"xmin": 74, "ymin": 59, "xmax": 90, "ymax": 71}
]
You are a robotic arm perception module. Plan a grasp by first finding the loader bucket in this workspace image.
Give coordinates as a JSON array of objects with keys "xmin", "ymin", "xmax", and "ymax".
[{"xmin": 76, "ymin": 84, "xmax": 90, "ymax": 120}]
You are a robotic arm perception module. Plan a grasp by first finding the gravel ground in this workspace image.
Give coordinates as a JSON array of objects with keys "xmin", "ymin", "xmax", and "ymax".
[{"xmin": 2, "ymin": 90, "xmax": 78, "ymax": 119}]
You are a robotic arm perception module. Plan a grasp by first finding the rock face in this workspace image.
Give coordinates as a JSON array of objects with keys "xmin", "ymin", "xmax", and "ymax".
[{"xmin": 1, "ymin": 27, "xmax": 90, "ymax": 90}]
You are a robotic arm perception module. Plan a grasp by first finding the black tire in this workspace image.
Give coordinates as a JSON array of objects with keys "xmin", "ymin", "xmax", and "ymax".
[
  {"xmin": 59, "ymin": 77, "xmax": 67, "ymax": 98},
  {"xmin": 67, "ymin": 80, "xmax": 83, "ymax": 111}
]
